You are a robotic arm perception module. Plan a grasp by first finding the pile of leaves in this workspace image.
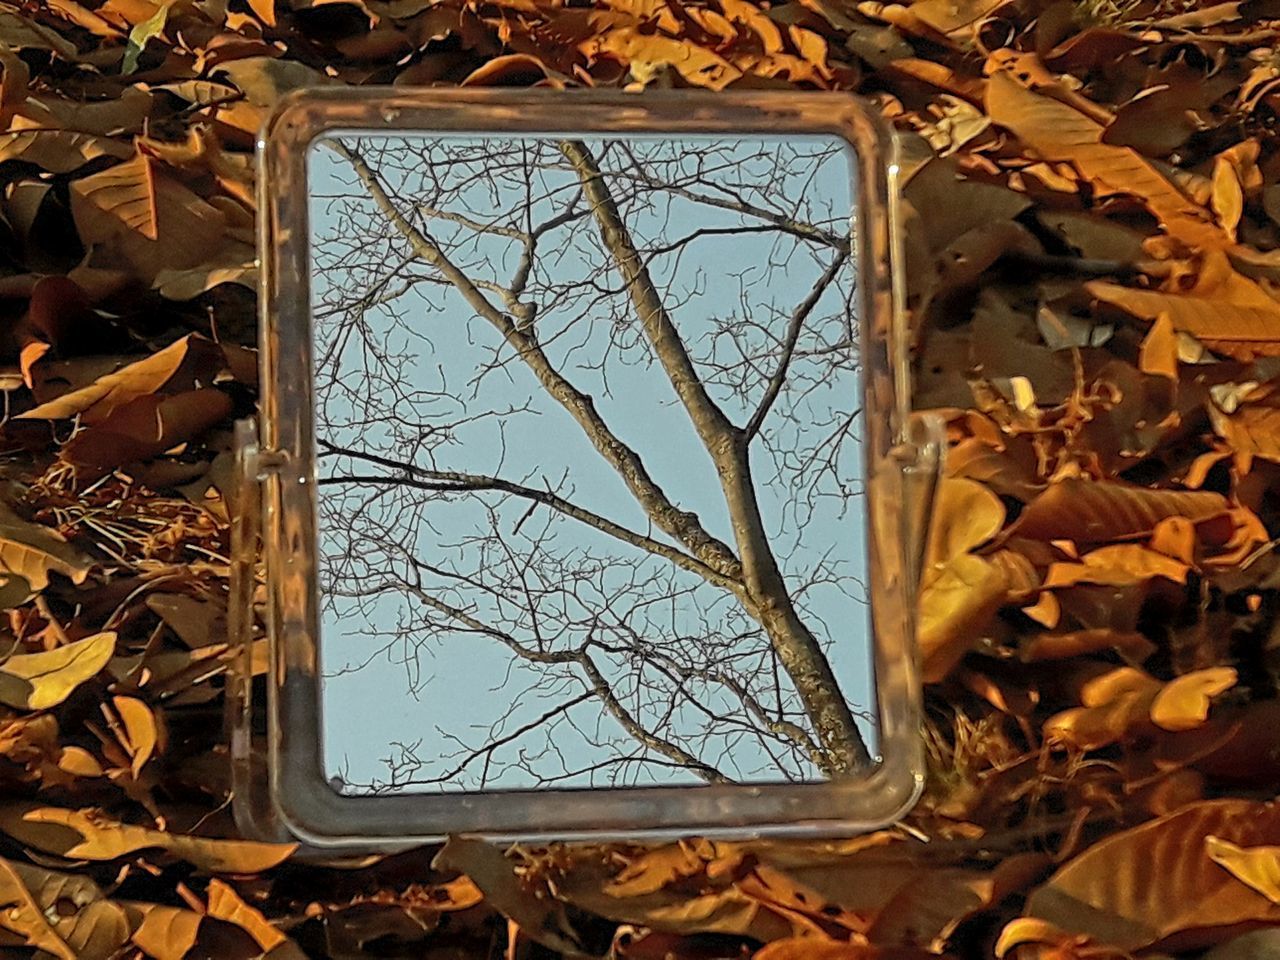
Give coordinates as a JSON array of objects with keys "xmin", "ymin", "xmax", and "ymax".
[{"xmin": 1, "ymin": 0, "xmax": 1280, "ymax": 956}]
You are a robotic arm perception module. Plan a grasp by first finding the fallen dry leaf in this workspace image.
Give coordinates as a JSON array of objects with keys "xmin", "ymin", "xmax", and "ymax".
[
  {"xmin": 0, "ymin": 857, "xmax": 130, "ymax": 960},
  {"xmin": 0, "ymin": 803, "xmax": 297, "ymax": 873},
  {"xmin": 1150, "ymin": 668, "xmax": 1238, "ymax": 732},
  {"xmin": 0, "ymin": 632, "xmax": 116, "ymax": 711},
  {"xmin": 1024, "ymin": 800, "xmax": 1280, "ymax": 952}
]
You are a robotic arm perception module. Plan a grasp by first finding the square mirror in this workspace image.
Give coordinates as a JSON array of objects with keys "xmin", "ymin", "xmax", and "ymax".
[{"xmin": 234, "ymin": 89, "xmax": 939, "ymax": 847}]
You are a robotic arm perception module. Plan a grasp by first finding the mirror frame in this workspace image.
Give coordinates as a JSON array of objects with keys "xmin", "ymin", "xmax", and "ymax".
[{"xmin": 237, "ymin": 87, "xmax": 937, "ymax": 847}]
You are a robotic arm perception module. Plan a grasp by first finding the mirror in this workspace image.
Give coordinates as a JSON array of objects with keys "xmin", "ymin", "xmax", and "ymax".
[{"xmin": 305, "ymin": 133, "xmax": 875, "ymax": 796}]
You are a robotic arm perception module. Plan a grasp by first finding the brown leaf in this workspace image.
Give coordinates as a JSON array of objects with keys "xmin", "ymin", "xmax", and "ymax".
[
  {"xmin": 145, "ymin": 593, "xmax": 224, "ymax": 648},
  {"xmin": 866, "ymin": 854, "xmax": 1050, "ymax": 951},
  {"xmin": 0, "ymin": 129, "xmax": 133, "ymax": 173},
  {"xmin": 1020, "ymin": 629, "xmax": 1156, "ymax": 663},
  {"xmin": 984, "ymin": 67, "xmax": 1223, "ymax": 252},
  {"xmin": 62, "ymin": 387, "xmax": 234, "ymax": 473},
  {"xmin": 71, "ymin": 158, "xmax": 242, "ymax": 285},
  {"xmin": 1209, "ymin": 379, "xmax": 1280, "ymax": 470},
  {"xmin": 583, "ymin": 28, "xmax": 742, "ymax": 89},
  {"xmin": 0, "ymin": 7, "xmax": 79, "ymax": 56},
  {"xmin": 0, "ymin": 857, "xmax": 130, "ymax": 960},
  {"xmin": 909, "ymin": 0, "xmax": 1011, "ymax": 35},
  {"xmin": 431, "ymin": 837, "xmax": 586, "ymax": 955},
  {"xmin": 1023, "ymin": 799, "xmax": 1280, "ymax": 952},
  {"xmin": 214, "ymin": 56, "xmax": 333, "ymax": 108},
  {"xmin": 752, "ymin": 939, "xmax": 898, "ymax": 960},
  {"xmin": 0, "ymin": 803, "xmax": 296, "ymax": 872},
  {"xmin": 995, "ymin": 917, "xmax": 1122, "ymax": 959},
  {"xmin": 1006, "ymin": 479, "xmax": 1229, "ymax": 543}
]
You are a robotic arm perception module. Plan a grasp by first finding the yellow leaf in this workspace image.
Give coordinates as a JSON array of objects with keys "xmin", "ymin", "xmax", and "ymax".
[
  {"xmin": 918, "ymin": 554, "xmax": 1008, "ymax": 683},
  {"xmin": 926, "ymin": 476, "xmax": 1006, "ymax": 570},
  {"xmin": 1206, "ymin": 836, "xmax": 1280, "ymax": 904},
  {"xmin": 0, "ymin": 803, "xmax": 297, "ymax": 872},
  {"xmin": 57, "ymin": 746, "xmax": 105, "ymax": 779},
  {"xmin": 0, "ymin": 857, "xmax": 77, "ymax": 960},
  {"xmin": 0, "ymin": 633, "xmax": 116, "ymax": 711},
  {"xmin": 995, "ymin": 917, "xmax": 1113, "ymax": 958},
  {"xmin": 1150, "ymin": 667, "xmax": 1237, "ymax": 732}
]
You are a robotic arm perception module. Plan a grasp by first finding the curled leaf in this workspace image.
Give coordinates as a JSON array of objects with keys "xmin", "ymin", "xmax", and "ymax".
[{"xmin": 1150, "ymin": 668, "xmax": 1238, "ymax": 732}]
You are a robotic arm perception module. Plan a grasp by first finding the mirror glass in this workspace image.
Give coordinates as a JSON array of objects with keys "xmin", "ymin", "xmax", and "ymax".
[{"xmin": 306, "ymin": 133, "xmax": 875, "ymax": 795}]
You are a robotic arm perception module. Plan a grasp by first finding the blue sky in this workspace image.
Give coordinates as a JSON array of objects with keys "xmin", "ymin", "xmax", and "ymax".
[{"xmin": 306, "ymin": 134, "xmax": 875, "ymax": 794}]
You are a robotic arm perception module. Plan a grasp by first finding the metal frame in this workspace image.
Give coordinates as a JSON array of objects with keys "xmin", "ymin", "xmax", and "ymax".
[{"xmin": 232, "ymin": 88, "xmax": 941, "ymax": 848}]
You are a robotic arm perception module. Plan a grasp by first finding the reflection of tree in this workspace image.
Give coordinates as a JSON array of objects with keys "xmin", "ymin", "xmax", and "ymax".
[{"xmin": 311, "ymin": 135, "xmax": 869, "ymax": 792}]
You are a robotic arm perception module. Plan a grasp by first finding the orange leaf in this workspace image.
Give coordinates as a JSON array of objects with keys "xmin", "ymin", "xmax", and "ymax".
[
  {"xmin": 1138, "ymin": 313, "xmax": 1178, "ymax": 379},
  {"xmin": 205, "ymin": 878, "xmax": 287, "ymax": 952},
  {"xmin": 124, "ymin": 902, "xmax": 202, "ymax": 960},
  {"xmin": 1149, "ymin": 667, "xmax": 1237, "ymax": 732},
  {"xmin": 18, "ymin": 341, "xmax": 50, "ymax": 390},
  {"xmin": 1043, "ymin": 544, "xmax": 1190, "ymax": 589}
]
